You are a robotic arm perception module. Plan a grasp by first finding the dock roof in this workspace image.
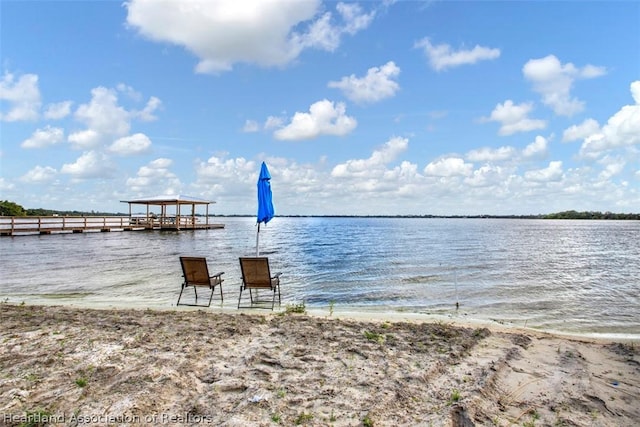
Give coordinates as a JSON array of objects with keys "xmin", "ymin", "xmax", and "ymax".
[{"xmin": 121, "ymin": 195, "xmax": 215, "ymax": 206}]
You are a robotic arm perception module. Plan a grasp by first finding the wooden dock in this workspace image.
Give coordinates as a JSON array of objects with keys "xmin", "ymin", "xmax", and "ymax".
[{"xmin": 0, "ymin": 216, "xmax": 224, "ymax": 237}]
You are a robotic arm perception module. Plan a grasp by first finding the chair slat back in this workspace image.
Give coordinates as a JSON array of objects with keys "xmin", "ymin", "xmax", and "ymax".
[
  {"xmin": 180, "ymin": 257, "xmax": 211, "ymax": 286},
  {"xmin": 240, "ymin": 257, "xmax": 272, "ymax": 288}
]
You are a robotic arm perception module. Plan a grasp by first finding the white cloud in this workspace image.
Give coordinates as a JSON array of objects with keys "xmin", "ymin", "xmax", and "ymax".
[
  {"xmin": 0, "ymin": 72, "xmax": 41, "ymax": 121},
  {"xmin": 328, "ymin": 61, "xmax": 400, "ymax": 104},
  {"xmin": 21, "ymin": 166, "xmax": 57, "ymax": 183},
  {"xmin": 331, "ymin": 149, "xmax": 420, "ymax": 195},
  {"xmin": 135, "ymin": 96, "xmax": 162, "ymax": 121},
  {"xmin": 61, "ymin": 151, "xmax": 115, "ymax": 179},
  {"xmin": 196, "ymin": 156, "xmax": 258, "ymax": 195},
  {"xmin": 196, "ymin": 156, "xmax": 256, "ymax": 182},
  {"xmin": 67, "ymin": 142, "xmax": 634, "ymax": 216},
  {"xmin": 274, "ymin": 99, "xmax": 357, "ymax": 140},
  {"xmin": 185, "ymin": 151, "xmax": 629, "ymax": 216},
  {"xmin": 522, "ymin": 135, "xmax": 549, "ymax": 160},
  {"xmin": 21, "ymin": 126, "xmax": 65, "ymax": 149},
  {"xmin": 44, "ymin": 101, "xmax": 73, "ymax": 120},
  {"xmin": 563, "ymin": 118, "xmax": 600, "ymax": 142},
  {"xmin": 68, "ymin": 129, "xmax": 101, "ymax": 150},
  {"xmin": 148, "ymin": 158, "xmax": 172, "ymax": 169},
  {"xmin": 581, "ymin": 64, "xmax": 607, "ymax": 78},
  {"xmin": 414, "ymin": 38, "xmax": 500, "ymax": 71},
  {"xmin": 464, "ymin": 136, "xmax": 547, "ymax": 165},
  {"xmin": 125, "ymin": 0, "xmax": 375, "ymax": 74},
  {"xmin": 600, "ymin": 81, "xmax": 640, "ymax": 146},
  {"xmin": 331, "ymin": 136, "xmax": 408, "ymax": 178},
  {"xmin": 242, "ymin": 120, "xmax": 260, "ymax": 133},
  {"xmin": 193, "ymin": 156, "xmax": 350, "ymax": 213},
  {"xmin": 116, "ymin": 83, "xmax": 143, "ymax": 101},
  {"xmin": 484, "ymin": 100, "xmax": 546, "ymax": 136},
  {"xmin": 73, "ymin": 86, "xmax": 131, "ymax": 137},
  {"xmin": 194, "ymin": 156, "xmax": 258, "ymax": 201},
  {"xmin": 466, "ymin": 146, "xmax": 516, "ymax": 163},
  {"xmin": 523, "ymin": 55, "xmax": 606, "ymax": 116},
  {"xmin": 424, "ymin": 157, "xmax": 473, "ymax": 177},
  {"xmin": 598, "ymin": 156, "xmax": 626, "ymax": 180},
  {"xmin": 67, "ymin": 85, "xmax": 161, "ymax": 150},
  {"xmin": 524, "ymin": 161, "xmax": 563, "ymax": 182},
  {"xmin": 264, "ymin": 116, "xmax": 285, "ymax": 130},
  {"xmin": 126, "ymin": 158, "xmax": 181, "ymax": 194},
  {"xmin": 464, "ymin": 164, "xmax": 509, "ymax": 188},
  {"xmin": 337, "ymin": 2, "xmax": 376, "ymax": 35},
  {"xmin": 632, "ymin": 80, "xmax": 640, "ymax": 104},
  {"xmin": 298, "ymin": 11, "xmax": 341, "ymax": 52},
  {"xmin": 242, "ymin": 117, "xmax": 285, "ymax": 133},
  {"xmin": 579, "ymin": 81, "xmax": 640, "ymax": 157},
  {"xmin": 109, "ymin": 133, "xmax": 152, "ymax": 155}
]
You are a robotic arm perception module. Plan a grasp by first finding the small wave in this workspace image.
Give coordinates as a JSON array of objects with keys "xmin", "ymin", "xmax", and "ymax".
[
  {"xmin": 39, "ymin": 292, "xmax": 94, "ymax": 299},
  {"xmin": 401, "ymin": 275, "xmax": 441, "ymax": 284}
]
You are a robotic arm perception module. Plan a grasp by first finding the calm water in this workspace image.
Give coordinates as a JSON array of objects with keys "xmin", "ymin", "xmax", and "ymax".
[{"xmin": 1, "ymin": 217, "xmax": 638, "ymax": 337}]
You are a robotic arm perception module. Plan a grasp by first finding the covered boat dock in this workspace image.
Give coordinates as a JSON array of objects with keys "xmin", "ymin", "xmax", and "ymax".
[{"xmin": 121, "ymin": 195, "xmax": 224, "ymax": 230}]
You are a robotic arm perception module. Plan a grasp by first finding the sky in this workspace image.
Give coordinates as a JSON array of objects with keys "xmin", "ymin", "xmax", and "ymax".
[{"xmin": 1, "ymin": 0, "xmax": 639, "ymax": 216}]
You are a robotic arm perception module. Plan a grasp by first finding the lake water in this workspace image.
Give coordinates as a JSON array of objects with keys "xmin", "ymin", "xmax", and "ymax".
[{"xmin": 1, "ymin": 217, "xmax": 638, "ymax": 338}]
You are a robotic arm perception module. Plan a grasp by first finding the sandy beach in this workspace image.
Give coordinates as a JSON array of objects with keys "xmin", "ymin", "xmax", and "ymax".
[{"xmin": 1, "ymin": 303, "xmax": 638, "ymax": 426}]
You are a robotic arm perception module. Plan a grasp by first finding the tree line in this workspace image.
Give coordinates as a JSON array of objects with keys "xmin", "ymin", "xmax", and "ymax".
[
  {"xmin": 542, "ymin": 210, "xmax": 640, "ymax": 220},
  {"xmin": 0, "ymin": 200, "xmax": 124, "ymax": 217}
]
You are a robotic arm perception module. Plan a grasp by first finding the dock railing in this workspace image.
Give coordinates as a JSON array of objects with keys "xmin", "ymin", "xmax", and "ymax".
[
  {"xmin": 0, "ymin": 215, "xmax": 224, "ymax": 236},
  {"xmin": 0, "ymin": 216, "xmax": 141, "ymax": 236}
]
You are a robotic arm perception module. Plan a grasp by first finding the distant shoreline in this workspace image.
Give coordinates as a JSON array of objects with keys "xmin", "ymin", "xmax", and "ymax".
[
  {"xmin": 3, "ymin": 200, "xmax": 639, "ymax": 219},
  {"xmin": 4, "ymin": 214, "xmax": 640, "ymax": 220},
  {"xmin": 212, "ymin": 212, "xmax": 640, "ymax": 220},
  {"xmin": 4, "ymin": 211, "xmax": 640, "ymax": 220}
]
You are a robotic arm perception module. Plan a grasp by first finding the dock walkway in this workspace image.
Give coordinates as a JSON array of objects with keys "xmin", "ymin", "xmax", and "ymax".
[{"xmin": 0, "ymin": 216, "xmax": 224, "ymax": 237}]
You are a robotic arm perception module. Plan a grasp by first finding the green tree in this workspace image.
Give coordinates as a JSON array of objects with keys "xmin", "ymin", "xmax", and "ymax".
[{"xmin": 0, "ymin": 200, "xmax": 26, "ymax": 216}]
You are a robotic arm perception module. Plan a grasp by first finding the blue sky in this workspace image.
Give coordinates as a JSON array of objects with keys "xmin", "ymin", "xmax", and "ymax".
[{"xmin": 1, "ymin": 0, "xmax": 639, "ymax": 216}]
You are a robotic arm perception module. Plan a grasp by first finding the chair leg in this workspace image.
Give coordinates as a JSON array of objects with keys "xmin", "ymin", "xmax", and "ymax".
[
  {"xmin": 237, "ymin": 286, "xmax": 243, "ymax": 309},
  {"xmin": 207, "ymin": 287, "xmax": 214, "ymax": 307},
  {"xmin": 219, "ymin": 283, "xmax": 224, "ymax": 302},
  {"xmin": 277, "ymin": 283, "xmax": 281, "ymax": 306},
  {"xmin": 177, "ymin": 284, "xmax": 185, "ymax": 306},
  {"xmin": 177, "ymin": 284, "xmax": 219, "ymax": 308}
]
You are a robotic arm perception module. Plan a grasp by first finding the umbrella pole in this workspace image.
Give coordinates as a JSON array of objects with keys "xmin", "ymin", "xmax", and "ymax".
[{"xmin": 256, "ymin": 223, "xmax": 260, "ymax": 257}]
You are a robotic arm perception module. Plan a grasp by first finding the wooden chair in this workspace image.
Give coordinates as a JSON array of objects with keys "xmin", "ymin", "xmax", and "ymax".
[
  {"xmin": 177, "ymin": 256, "xmax": 224, "ymax": 307},
  {"xmin": 238, "ymin": 257, "xmax": 282, "ymax": 310}
]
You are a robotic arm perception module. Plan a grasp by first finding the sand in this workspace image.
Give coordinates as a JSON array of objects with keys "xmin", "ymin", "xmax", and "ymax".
[{"xmin": 0, "ymin": 303, "xmax": 638, "ymax": 426}]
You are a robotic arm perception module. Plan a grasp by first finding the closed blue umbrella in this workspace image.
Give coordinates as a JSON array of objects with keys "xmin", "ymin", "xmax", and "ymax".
[{"xmin": 256, "ymin": 162, "xmax": 274, "ymax": 256}]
